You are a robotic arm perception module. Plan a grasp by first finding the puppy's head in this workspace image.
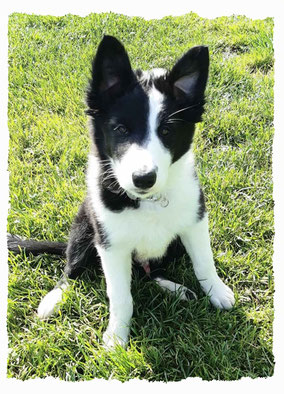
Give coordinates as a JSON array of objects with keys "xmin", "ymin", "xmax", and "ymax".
[{"xmin": 87, "ymin": 35, "xmax": 209, "ymax": 199}]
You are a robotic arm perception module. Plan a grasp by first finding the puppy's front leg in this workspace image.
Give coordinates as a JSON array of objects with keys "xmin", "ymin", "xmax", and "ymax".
[
  {"xmin": 180, "ymin": 214, "xmax": 235, "ymax": 310},
  {"xmin": 96, "ymin": 245, "xmax": 133, "ymax": 348}
]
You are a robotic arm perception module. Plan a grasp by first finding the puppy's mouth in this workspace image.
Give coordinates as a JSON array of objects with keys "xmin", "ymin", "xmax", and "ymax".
[
  {"xmin": 133, "ymin": 190, "xmax": 149, "ymax": 197},
  {"xmin": 126, "ymin": 188, "xmax": 155, "ymax": 200},
  {"xmin": 125, "ymin": 186, "xmax": 160, "ymax": 199},
  {"xmin": 125, "ymin": 188, "xmax": 157, "ymax": 200},
  {"xmin": 126, "ymin": 188, "xmax": 169, "ymax": 207}
]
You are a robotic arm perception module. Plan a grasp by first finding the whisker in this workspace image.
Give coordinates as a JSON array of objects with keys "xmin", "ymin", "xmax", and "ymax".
[
  {"xmin": 167, "ymin": 102, "xmax": 201, "ymax": 119},
  {"xmin": 98, "ymin": 159, "xmax": 127, "ymax": 197},
  {"xmin": 107, "ymin": 179, "xmax": 119, "ymax": 187},
  {"xmin": 107, "ymin": 180, "xmax": 126, "ymax": 196},
  {"xmin": 165, "ymin": 118, "xmax": 189, "ymax": 124},
  {"xmin": 102, "ymin": 174, "xmax": 115, "ymax": 181},
  {"xmin": 102, "ymin": 172, "xmax": 117, "ymax": 182}
]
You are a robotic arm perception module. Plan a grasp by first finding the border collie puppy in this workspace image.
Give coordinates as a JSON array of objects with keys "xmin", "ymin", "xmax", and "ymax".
[{"xmin": 11, "ymin": 36, "xmax": 235, "ymax": 348}]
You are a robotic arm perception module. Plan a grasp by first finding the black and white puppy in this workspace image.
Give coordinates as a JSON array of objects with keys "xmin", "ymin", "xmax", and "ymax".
[{"xmin": 36, "ymin": 36, "xmax": 235, "ymax": 348}]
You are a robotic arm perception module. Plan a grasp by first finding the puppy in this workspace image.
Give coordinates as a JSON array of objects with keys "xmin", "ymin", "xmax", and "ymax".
[{"xmin": 10, "ymin": 36, "xmax": 235, "ymax": 348}]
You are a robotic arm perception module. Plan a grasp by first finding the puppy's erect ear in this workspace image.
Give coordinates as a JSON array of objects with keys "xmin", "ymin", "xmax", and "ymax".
[
  {"xmin": 168, "ymin": 46, "xmax": 209, "ymax": 102},
  {"xmin": 87, "ymin": 35, "xmax": 136, "ymax": 109}
]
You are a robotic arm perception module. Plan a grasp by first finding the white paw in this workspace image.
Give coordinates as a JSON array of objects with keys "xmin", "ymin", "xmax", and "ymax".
[
  {"xmin": 202, "ymin": 277, "xmax": 235, "ymax": 310},
  {"xmin": 102, "ymin": 326, "xmax": 129, "ymax": 349},
  {"xmin": 155, "ymin": 278, "xmax": 197, "ymax": 301},
  {"xmin": 37, "ymin": 288, "xmax": 63, "ymax": 319},
  {"xmin": 175, "ymin": 285, "xmax": 197, "ymax": 301}
]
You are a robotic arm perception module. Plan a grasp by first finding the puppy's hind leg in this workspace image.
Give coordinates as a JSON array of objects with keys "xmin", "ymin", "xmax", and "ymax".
[
  {"xmin": 140, "ymin": 262, "xmax": 197, "ymax": 302},
  {"xmin": 146, "ymin": 239, "xmax": 197, "ymax": 302},
  {"xmin": 37, "ymin": 276, "xmax": 69, "ymax": 319},
  {"xmin": 38, "ymin": 200, "xmax": 98, "ymax": 319},
  {"xmin": 154, "ymin": 276, "xmax": 197, "ymax": 301}
]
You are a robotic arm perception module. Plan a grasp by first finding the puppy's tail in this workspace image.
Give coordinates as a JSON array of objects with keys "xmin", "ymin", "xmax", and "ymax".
[{"xmin": 7, "ymin": 234, "xmax": 67, "ymax": 256}]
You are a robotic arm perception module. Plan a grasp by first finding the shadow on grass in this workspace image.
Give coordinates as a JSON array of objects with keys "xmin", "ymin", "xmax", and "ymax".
[
  {"xmin": 130, "ymin": 270, "xmax": 274, "ymax": 381},
  {"xmin": 7, "ymin": 253, "xmax": 274, "ymax": 382}
]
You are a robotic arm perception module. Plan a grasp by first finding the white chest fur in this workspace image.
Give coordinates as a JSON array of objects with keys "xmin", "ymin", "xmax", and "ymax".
[{"xmin": 87, "ymin": 151, "xmax": 201, "ymax": 260}]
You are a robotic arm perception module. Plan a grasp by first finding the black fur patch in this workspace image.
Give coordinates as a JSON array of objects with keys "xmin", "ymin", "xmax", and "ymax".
[
  {"xmin": 64, "ymin": 199, "xmax": 102, "ymax": 279},
  {"xmin": 197, "ymin": 188, "xmax": 206, "ymax": 221},
  {"xmin": 100, "ymin": 180, "xmax": 140, "ymax": 212},
  {"xmin": 147, "ymin": 237, "xmax": 187, "ymax": 280},
  {"xmin": 152, "ymin": 46, "xmax": 209, "ymax": 163}
]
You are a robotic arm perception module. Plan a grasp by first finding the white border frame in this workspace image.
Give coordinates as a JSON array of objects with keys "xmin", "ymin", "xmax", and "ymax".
[{"xmin": 1, "ymin": 1, "xmax": 283, "ymax": 392}]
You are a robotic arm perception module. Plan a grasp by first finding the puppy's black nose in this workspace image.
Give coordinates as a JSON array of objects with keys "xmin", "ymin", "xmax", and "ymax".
[{"xmin": 132, "ymin": 170, "xmax": 157, "ymax": 189}]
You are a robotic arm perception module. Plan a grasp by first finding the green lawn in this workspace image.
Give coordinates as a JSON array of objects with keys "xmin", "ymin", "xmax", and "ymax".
[{"xmin": 7, "ymin": 12, "xmax": 274, "ymax": 381}]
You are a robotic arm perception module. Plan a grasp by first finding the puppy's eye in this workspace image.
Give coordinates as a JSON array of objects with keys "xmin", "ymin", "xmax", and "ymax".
[
  {"xmin": 160, "ymin": 128, "xmax": 170, "ymax": 137},
  {"xmin": 114, "ymin": 124, "xmax": 128, "ymax": 135}
]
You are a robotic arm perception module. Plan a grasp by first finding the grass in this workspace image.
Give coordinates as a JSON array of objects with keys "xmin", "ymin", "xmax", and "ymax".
[{"xmin": 7, "ymin": 12, "xmax": 274, "ymax": 381}]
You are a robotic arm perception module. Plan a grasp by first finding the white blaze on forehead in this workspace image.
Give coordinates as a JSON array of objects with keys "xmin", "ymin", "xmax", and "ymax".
[
  {"xmin": 144, "ymin": 85, "xmax": 172, "ymax": 189},
  {"xmin": 140, "ymin": 68, "xmax": 166, "ymax": 86},
  {"xmin": 147, "ymin": 85, "xmax": 164, "ymax": 137}
]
